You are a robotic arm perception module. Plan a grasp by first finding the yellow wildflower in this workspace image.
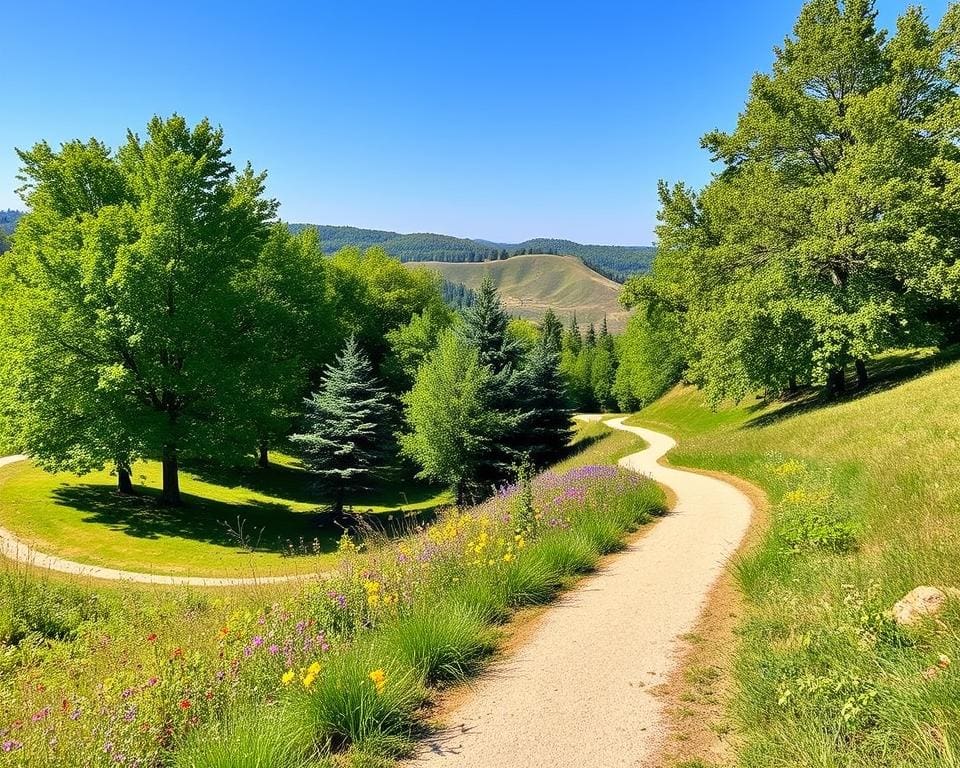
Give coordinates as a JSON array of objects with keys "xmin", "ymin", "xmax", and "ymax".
[
  {"xmin": 369, "ymin": 668, "xmax": 387, "ymax": 693},
  {"xmin": 302, "ymin": 672, "xmax": 317, "ymax": 688},
  {"xmin": 307, "ymin": 661, "xmax": 321, "ymax": 676},
  {"xmin": 281, "ymin": 669, "xmax": 295, "ymax": 686},
  {"xmin": 503, "ymin": 553, "xmax": 514, "ymax": 563}
]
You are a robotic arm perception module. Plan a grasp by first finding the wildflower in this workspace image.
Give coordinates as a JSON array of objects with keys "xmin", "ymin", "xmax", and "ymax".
[
  {"xmin": 178, "ymin": 699, "xmax": 191, "ymax": 710},
  {"xmin": 251, "ymin": 635, "xmax": 264, "ymax": 648},
  {"xmin": 307, "ymin": 661, "xmax": 321, "ymax": 676},
  {"xmin": 281, "ymin": 670, "xmax": 295, "ymax": 686},
  {"xmin": 146, "ymin": 633, "xmax": 157, "ymax": 643},
  {"xmin": 1, "ymin": 741, "xmax": 22, "ymax": 753},
  {"xmin": 369, "ymin": 668, "xmax": 387, "ymax": 693},
  {"xmin": 31, "ymin": 707, "xmax": 50, "ymax": 723},
  {"xmin": 268, "ymin": 644, "xmax": 280, "ymax": 655},
  {"xmin": 302, "ymin": 672, "xmax": 317, "ymax": 688},
  {"xmin": 172, "ymin": 647, "xmax": 184, "ymax": 660},
  {"xmin": 503, "ymin": 553, "xmax": 514, "ymax": 563}
]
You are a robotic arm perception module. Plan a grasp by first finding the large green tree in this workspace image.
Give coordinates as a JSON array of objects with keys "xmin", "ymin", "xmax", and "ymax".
[
  {"xmin": 401, "ymin": 330, "xmax": 505, "ymax": 504},
  {"xmin": 623, "ymin": 0, "xmax": 960, "ymax": 404},
  {"xmin": 1, "ymin": 116, "xmax": 277, "ymax": 504}
]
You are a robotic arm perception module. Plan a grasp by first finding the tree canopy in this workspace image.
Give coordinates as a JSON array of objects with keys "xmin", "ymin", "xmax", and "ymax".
[{"xmin": 619, "ymin": 0, "xmax": 960, "ymax": 405}]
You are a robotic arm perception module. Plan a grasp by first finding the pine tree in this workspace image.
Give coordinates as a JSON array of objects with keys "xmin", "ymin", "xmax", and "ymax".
[
  {"xmin": 291, "ymin": 337, "xmax": 392, "ymax": 515},
  {"xmin": 458, "ymin": 277, "xmax": 523, "ymax": 374},
  {"xmin": 540, "ymin": 308, "xmax": 564, "ymax": 355},
  {"xmin": 515, "ymin": 333, "xmax": 574, "ymax": 467}
]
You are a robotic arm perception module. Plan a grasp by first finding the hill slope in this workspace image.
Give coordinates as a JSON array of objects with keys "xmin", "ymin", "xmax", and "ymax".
[
  {"xmin": 627, "ymin": 348, "xmax": 960, "ymax": 767},
  {"xmin": 289, "ymin": 223, "xmax": 654, "ymax": 281},
  {"xmin": 407, "ymin": 253, "xmax": 628, "ymax": 330}
]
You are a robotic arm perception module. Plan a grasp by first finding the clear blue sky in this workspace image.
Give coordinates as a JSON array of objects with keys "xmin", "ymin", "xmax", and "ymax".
[{"xmin": 1, "ymin": 0, "xmax": 948, "ymax": 245}]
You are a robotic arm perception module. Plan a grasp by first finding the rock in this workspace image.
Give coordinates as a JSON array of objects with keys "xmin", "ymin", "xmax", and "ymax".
[{"xmin": 892, "ymin": 586, "xmax": 960, "ymax": 626}]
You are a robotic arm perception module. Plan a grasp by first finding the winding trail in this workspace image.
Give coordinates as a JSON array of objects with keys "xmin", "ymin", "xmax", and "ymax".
[
  {"xmin": 0, "ymin": 455, "xmax": 315, "ymax": 587},
  {"xmin": 411, "ymin": 416, "xmax": 754, "ymax": 768}
]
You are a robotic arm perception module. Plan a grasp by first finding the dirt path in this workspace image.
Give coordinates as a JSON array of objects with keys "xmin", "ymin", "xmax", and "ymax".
[
  {"xmin": 410, "ymin": 417, "xmax": 754, "ymax": 768},
  {"xmin": 0, "ymin": 455, "xmax": 315, "ymax": 587}
]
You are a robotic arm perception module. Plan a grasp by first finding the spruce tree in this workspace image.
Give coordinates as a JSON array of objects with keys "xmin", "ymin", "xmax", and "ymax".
[
  {"xmin": 291, "ymin": 337, "xmax": 391, "ymax": 515},
  {"xmin": 515, "ymin": 332, "xmax": 574, "ymax": 467},
  {"xmin": 540, "ymin": 308, "xmax": 564, "ymax": 355}
]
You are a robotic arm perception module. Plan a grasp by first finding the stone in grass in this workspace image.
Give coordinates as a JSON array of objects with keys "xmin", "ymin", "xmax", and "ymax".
[{"xmin": 891, "ymin": 586, "xmax": 960, "ymax": 626}]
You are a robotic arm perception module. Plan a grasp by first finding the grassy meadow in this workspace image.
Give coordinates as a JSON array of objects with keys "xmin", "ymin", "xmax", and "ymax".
[
  {"xmin": 0, "ymin": 424, "xmax": 665, "ymax": 767},
  {"xmin": 628, "ymin": 348, "xmax": 960, "ymax": 767},
  {"xmin": 0, "ymin": 454, "xmax": 450, "ymax": 578}
]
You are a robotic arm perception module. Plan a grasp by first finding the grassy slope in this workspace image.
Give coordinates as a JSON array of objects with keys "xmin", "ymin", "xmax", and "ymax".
[
  {"xmin": 407, "ymin": 254, "xmax": 630, "ymax": 330},
  {"xmin": 627, "ymin": 356, "xmax": 960, "ymax": 767},
  {"xmin": 0, "ymin": 454, "xmax": 451, "ymax": 578}
]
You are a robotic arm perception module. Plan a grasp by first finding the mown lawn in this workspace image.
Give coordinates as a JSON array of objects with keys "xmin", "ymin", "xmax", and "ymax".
[
  {"xmin": 0, "ymin": 453, "xmax": 451, "ymax": 578},
  {"xmin": 628, "ymin": 349, "xmax": 960, "ymax": 767}
]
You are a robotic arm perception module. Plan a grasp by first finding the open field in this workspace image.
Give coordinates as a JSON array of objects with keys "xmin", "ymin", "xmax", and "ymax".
[
  {"xmin": 0, "ymin": 425, "xmax": 665, "ymax": 767},
  {"xmin": 627, "ymin": 348, "xmax": 960, "ymax": 767},
  {"xmin": 0, "ymin": 454, "xmax": 450, "ymax": 578},
  {"xmin": 407, "ymin": 254, "xmax": 630, "ymax": 330}
]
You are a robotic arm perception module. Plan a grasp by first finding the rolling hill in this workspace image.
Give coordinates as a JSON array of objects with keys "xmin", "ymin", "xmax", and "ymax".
[
  {"xmin": 289, "ymin": 223, "xmax": 655, "ymax": 282},
  {"xmin": 407, "ymin": 253, "xmax": 629, "ymax": 331}
]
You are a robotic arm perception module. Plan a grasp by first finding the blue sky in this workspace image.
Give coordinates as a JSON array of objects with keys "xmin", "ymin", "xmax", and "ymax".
[{"xmin": 1, "ymin": 1, "xmax": 949, "ymax": 244}]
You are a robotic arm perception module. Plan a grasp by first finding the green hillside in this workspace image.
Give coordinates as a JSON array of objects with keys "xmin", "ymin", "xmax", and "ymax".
[
  {"xmin": 289, "ymin": 223, "xmax": 654, "ymax": 281},
  {"xmin": 407, "ymin": 253, "xmax": 629, "ymax": 330},
  {"xmin": 628, "ymin": 348, "xmax": 960, "ymax": 767}
]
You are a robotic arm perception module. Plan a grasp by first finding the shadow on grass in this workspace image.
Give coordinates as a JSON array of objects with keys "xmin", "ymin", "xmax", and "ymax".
[
  {"xmin": 745, "ymin": 345, "xmax": 960, "ymax": 430},
  {"xmin": 51, "ymin": 482, "xmax": 443, "ymax": 557}
]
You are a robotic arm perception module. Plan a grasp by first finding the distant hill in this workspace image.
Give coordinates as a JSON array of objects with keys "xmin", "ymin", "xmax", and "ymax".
[
  {"xmin": 407, "ymin": 254, "xmax": 630, "ymax": 331},
  {"xmin": 0, "ymin": 210, "xmax": 23, "ymax": 234},
  {"xmin": 289, "ymin": 223, "xmax": 654, "ymax": 282}
]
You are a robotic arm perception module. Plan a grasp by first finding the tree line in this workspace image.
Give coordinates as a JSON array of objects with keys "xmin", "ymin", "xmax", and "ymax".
[
  {"xmin": 617, "ymin": 0, "xmax": 960, "ymax": 406},
  {"xmin": 0, "ymin": 116, "xmax": 575, "ymax": 509}
]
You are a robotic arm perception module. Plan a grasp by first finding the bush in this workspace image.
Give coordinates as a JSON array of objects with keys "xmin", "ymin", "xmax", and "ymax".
[
  {"xmin": 294, "ymin": 643, "xmax": 427, "ymax": 756},
  {"xmin": 374, "ymin": 602, "xmax": 496, "ymax": 684}
]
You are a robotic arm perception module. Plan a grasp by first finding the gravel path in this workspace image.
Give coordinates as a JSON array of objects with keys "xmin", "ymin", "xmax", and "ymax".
[
  {"xmin": 410, "ymin": 417, "xmax": 754, "ymax": 768},
  {"xmin": 0, "ymin": 454, "xmax": 315, "ymax": 587}
]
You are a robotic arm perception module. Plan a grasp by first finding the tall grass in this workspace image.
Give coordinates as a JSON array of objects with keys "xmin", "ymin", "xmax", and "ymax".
[
  {"xmin": 630, "ymin": 357, "xmax": 960, "ymax": 767},
  {"xmin": 0, "ymin": 461, "xmax": 665, "ymax": 766}
]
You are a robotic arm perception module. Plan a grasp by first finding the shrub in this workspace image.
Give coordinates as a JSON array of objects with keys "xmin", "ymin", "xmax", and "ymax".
[
  {"xmin": 293, "ymin": 643, "xmax": 427, "ymax": 756},
  {"xmin": 374, "ymin": 602, "xmax": 496, "ymax": 684}
]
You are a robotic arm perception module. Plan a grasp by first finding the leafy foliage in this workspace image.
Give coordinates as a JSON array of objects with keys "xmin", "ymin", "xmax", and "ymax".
[{"xmin": 620, "ymin": 0, "xmax": 960, "ymax": 404}]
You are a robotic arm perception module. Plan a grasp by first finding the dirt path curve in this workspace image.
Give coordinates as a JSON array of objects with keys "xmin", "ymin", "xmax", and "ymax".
[
  {"xmin": 410, "ymin": 416, "xmax": 754, "ymax": 768},
  {"xmin": 0, "ymin": 455, "xmax": 315, "ymax": 587}
]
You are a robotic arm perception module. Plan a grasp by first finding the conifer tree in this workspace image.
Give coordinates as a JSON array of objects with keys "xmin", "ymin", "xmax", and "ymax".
[
  {"xmin": 515, "ymin": 331, "xmax": 574, "ymax": 467},
  {"xmin": 291, "ymin": 337, "xmax": 391, "ymax": 515}
]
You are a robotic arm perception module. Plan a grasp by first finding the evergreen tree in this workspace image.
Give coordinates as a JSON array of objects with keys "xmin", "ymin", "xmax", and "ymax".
[
  {"xmin": 515, "ymin": 332, "xmax": 574, "ymax": 467},
  {"xmin": 291, "ymin": 337, "xmax": 392, "ymax": 515},
  {"xmin": 585, "ymin": 323, "xmax": 597, "ymax": 348},
  {"xmin": 540, "ymin": 308, "xmax": 564, "ymax": 354},
  {"xmin": 458, "ymin": 277, "xmax": 523, "ymax": 373}
]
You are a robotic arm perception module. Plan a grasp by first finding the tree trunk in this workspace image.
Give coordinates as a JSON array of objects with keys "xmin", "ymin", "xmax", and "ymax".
[
  {"xmin": 257, "ymin": 440, "xmax": 269, "ymax": 468},
  {"xmin": 855, "ymin": 359, "xmax": 869, "ymax": 389},
  {"xmin": 788, "ymin": 375, "xmax": 799, "ymax": 395},
  {"xmin": 826, "ymin": 366, "xmax": 846, "ymax": 397},
  {"xmin": 117, "ymin": 463, "xmax": 134, "ymax": 495},
  {"xmin": 456, "ymin": 479, "xmax": 465, "ymax": 507},
  {"xmin": 160, "ymin": 445, "xmax": 182, "ymax": 506}
]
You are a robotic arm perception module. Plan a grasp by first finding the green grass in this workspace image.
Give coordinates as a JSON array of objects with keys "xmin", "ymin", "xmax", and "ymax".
[
  {"xmin": 0, "ymin": 453, "xmax": 451, "ymax": 578},
  {"xmin": 554, "ymin": 418, "xmax": 646, "ymax": 472},
  {"xmin": 407, "ymin": 254, "xmax": 630, "ymax": 330},
  {"xmin": 628, "ymin": 348, "xmax": 960, "ymax": 767}
]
